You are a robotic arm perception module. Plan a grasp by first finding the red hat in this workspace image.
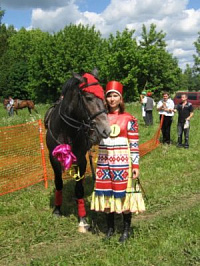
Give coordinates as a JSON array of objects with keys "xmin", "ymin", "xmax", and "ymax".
[
  {"xmin": 105, "ymin": 81, "xmax": 123, "ymax": 97},
  {"xmin": 147, "ymin": 92, "xmax": 152, "ymax": 97},
  {"xmin": 80, "ymin": 73, "xmax": 104, "ymax": 100}
]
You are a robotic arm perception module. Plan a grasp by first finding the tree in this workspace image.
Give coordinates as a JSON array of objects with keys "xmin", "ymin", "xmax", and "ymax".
[
  {"xmin": 0, "ymin": 7, "xmax": 5, "ymax": 26},
  {"xmin": 26, "ymin": 29, "xmax": 56, "ymax": 102},
  {"xmin": 0, "ymin": 28, "xmax": 32, "ymax": 98},
  {"xmin": 179, "ymin": 65, "xmax": 191, "ymax": 91},
  {"xmin": 192, "ymin": 32, "xmax": 200, "ymax": 90},
  {"xmin": 193, "ymin": 32, "xmax": 200, "ymax": 74},
  {"xmin": 0, "ymin": 24, "xmax": 106, "ymax": 102},
  {"xmin": 0, "ymin": 8, "xmax": 16, "ymax": 59},
  {"xmin": 0, "ymin": 19, "xmax": 187, "ymax": 103},
  {"xmin": 101, "ymin": 29, "xmax": 139, "ymax": 102},
  {"xmin": 180, "ymin": 33, "xmax": 200, "ymax": 92},
  {"xmin": 29, "ymin": 24, "xmax": 105, "ymax": 102},
  {"xmin": 137, "ymin": 24, "xmax": 181, "ymax": 97},
  {"xmin": 0, "ymin": 9, "xmax": 16, "ymax": 97}
]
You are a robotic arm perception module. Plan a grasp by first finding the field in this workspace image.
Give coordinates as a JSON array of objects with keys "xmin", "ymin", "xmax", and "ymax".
[{"xmin": 0, "ymin": 102, "xmax": 200, "ymax": 266}]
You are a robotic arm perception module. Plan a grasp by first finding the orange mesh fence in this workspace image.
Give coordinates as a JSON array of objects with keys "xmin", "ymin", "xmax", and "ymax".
[
  {"xmin": 0, "ymin": 120, "xmax": 48, "ymax": 196},
  {"xmin": 139, "ymin": 115, "xmax": 164, "ymax": 157},
  {"xmin": 0, "ymin": 116, "xmax": 163, "ymax": 196}
]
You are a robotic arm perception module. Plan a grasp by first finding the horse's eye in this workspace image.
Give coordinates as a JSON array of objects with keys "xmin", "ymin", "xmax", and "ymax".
[{"xmin": 85, "ymin": 96, "xmax": 93, "ymax": 101}]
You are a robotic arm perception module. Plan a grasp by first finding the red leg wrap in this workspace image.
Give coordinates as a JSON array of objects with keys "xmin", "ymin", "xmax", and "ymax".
[
  {"xmin": 77, "ymin": 199, "xmax": 86, "ymax": 218},
  {"xmin": 55, "ymin": 190, "xmax": 62, "ymax": 206}
]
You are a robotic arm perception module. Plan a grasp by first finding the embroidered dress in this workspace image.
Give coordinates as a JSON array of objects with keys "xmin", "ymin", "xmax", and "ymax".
[{"xmin": 91, "ymin": 111, "xmax": 145, "ymax": 214}]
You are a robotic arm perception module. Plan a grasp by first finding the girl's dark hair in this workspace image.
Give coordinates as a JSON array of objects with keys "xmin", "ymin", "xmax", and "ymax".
[{"xmin": 119, "ymin": 100, "xmax": 125, "ymax": 113}]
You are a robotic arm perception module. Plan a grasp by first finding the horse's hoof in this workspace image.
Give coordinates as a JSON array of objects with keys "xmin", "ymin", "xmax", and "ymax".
[
  {"xmin": 78, "ymin": 226, "xmax": 88, "ymax": 233},
  {"xmin": 52, "ymin": 207, "xmax": 62, "ymax": 217},
  {"xmin": 78, "ymin": 217, "xmax": 90, "ymax": 233}
]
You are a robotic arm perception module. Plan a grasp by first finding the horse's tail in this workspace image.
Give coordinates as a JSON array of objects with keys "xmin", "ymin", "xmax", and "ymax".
[{"xmin": 30, "ymin": 100, "xmax": 38, "ymax": 113}]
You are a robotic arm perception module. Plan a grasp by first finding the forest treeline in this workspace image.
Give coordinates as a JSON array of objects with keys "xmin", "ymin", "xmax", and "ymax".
[{"xmin": 0, "ymin": 9, "xmax": 200, "ymax": 103}]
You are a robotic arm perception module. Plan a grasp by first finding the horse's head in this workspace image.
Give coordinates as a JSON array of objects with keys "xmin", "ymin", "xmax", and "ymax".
[
  {"xmin": 81, "ymin": 90, "xmax": 111, "ymax": 145},
  {"xmin": 61, "ymin": 70, "xmax": 111, "ymax": 147},
  {"xmin": 76, "ymin": 71, "xmax": 111, "ymax": 146}
]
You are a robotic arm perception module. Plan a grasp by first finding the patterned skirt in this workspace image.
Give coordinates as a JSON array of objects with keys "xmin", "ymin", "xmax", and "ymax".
[{"xmin": 91, "ymin": 177, "xmax": 145, "ymax": 214}]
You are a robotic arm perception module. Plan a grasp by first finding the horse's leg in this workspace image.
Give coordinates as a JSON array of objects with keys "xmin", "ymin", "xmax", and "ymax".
[
  {"xmin": 50, "ymin": 154, "xmax": 63, "ymax": 217},
  {"xmin": 34, "ymin": 108, "xmax": 38, "ymax": 114},
  {"xmin": 75, "ymin": 158, "xmax": 89, "ymax": 232},
  {"xmin": 75, "ymin": 179, "xmax": 85, "ymax": 217},
  {"xmin": 28, "ymin": 107, "xmax": 32, "ymax": 114}
]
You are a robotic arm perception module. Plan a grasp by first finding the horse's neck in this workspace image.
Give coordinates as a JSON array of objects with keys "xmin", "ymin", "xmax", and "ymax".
[{"xmin": 59, "ymin": 92, "xmax": 89, "ymax": 151}]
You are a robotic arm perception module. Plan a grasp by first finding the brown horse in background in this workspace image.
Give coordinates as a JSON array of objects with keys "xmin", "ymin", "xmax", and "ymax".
[{"xmin": 3, "ymin": 99, "xmax": 38, "ymax": 114}]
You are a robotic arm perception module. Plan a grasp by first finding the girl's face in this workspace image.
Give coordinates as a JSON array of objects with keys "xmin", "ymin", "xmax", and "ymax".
[{"xmin": 106, "ymin": 92, "xmax": 121, "ymax": 111}]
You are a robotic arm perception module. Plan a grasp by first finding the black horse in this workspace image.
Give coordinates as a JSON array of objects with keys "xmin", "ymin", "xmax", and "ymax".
[{"xmin": 45, "ymin": 70, "xmax": 111, "ymax": 232}]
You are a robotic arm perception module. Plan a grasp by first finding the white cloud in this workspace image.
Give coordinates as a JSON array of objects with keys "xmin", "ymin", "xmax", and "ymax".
[
  {"xmin": 3, "ymin": 0, "xmax": 200, "ymax": 69},
  {"xmin": 173, "ymin": 48, "xmax": 193, "ymax": 57},
  {"xmin": 76, "ymin": 11, "xmax": 103, "ymax": 27},
  {"xmin": 31, "ymin": 3, "xmax": 80, "ymax": 32},
  {"xmin": 178, "ymin": 9, "xmax": 200, "ymax": 34}
]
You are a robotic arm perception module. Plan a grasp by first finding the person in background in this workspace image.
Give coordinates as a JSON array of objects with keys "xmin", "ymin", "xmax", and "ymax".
[
  {"xmin": 145, "ymin": 92, "xmax": 155, "ymax": 126},
  {"xmin": 140, "ymin": 91, "xmax": 147, "ymax": 125},
  {"xmin": 91, "ymin": 81, "xmax": 145, "ymax": 243},
  {"xmin": 174, "ymin": 93, "xmax": 194, "ymax": 149},
  {"xmin": 7, "ymin": 96, "xmax": 14, "ymax": 116},
  {"xmin": 157, "ymin": 92, "xmax": 174, "ymax": 144}
]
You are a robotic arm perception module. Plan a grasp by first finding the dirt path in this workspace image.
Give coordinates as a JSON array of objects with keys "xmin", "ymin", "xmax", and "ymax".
[{"xmin": 133, "ymin": 193, "xmax": 200, "ymax": 223}]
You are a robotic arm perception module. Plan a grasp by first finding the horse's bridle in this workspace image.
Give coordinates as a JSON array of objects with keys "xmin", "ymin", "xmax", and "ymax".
[
  {"xmin": 58, "ymin": 81, "xmax": 107, "ymax": 135},
  {"xmin": 48, "ymin": 78, "xmax": 107, "ymax": 180}
]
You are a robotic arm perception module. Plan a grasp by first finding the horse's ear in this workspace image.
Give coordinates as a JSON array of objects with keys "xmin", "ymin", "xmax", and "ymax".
[
  {"xmin": 72, "ymin": 72, "xmax": 85, "ymax": 83},
  {"xmin": 91, "ymin": 67, "xmax": 99, "ymax": 79}
]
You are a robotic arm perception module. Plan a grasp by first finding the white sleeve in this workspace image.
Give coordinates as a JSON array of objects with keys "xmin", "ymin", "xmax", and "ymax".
[
  {"xmin": 169, "ymin": 100, "xmax": 174, "ymax": 109},
  {"xmin": 142, "ymin": 97, "xmax": 147, "ymax": 104},
  {"xmin": 157, "ymin": 100, "xmax": 162, "ymax": 108}
]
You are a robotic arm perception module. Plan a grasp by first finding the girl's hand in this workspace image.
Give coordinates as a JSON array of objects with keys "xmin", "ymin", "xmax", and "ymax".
[{"xmin": 133, "ymin": 168, "xmax": 139, "ymax": 179}]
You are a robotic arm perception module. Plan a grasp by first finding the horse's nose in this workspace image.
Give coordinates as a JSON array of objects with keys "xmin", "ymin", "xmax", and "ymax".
[{"xmin": 102, "ymin": 128, "xmax": 111, "ymax": 138}]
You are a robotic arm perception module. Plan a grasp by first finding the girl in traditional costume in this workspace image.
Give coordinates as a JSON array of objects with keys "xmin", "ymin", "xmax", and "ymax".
[{"xmin": 91, "ymin": 81, "xmax": 145, "ymax": 242}]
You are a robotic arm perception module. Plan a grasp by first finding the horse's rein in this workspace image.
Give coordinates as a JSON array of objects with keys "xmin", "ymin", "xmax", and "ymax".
[
  {"xmin": 47, "ymin": 79, "xmax": 107, "ymax": 181},
  {"xmin": 59, "ymin": 81, "xmax": 107, "ymax": 133},
  {"xmin": 58, "ymin": 103, "xmax": 91, "ymax": 130}
]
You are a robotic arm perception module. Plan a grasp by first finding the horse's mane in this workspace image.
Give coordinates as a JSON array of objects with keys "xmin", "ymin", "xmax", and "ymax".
[
  {"xmin": 61, "ymin": 75, "xmax": 85, "ymax": 117},
  {"xmin": 61, "ymin": 70, "xmax": 95, "ymax": 97},
  {"xmin": 61, "ymin": 76, "xmax": 80, "ymax": 98}
]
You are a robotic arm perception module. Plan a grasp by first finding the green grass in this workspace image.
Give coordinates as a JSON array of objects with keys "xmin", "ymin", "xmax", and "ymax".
[
  {"xmin": 0, "ymin": 103, "xmax": 50, "ymax": 127},
  {"xmin": 0, "ymin": 102, "xmax": 200, "ymax": 265}
]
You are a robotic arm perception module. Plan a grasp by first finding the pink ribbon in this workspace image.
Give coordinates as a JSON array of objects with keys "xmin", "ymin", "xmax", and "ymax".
[{"xmin": 52, "ymin": 144, "xmax": 77, "ymax": 170}]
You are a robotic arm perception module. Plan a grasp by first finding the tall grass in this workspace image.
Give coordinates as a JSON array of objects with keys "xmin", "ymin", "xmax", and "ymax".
[
  {"xmin": 0, "ymin": 102, "xmax": 199, "ymax": 265},
  {"xmin": 0, "ymin": 103, "xmax": 50, "ymax": 127}
]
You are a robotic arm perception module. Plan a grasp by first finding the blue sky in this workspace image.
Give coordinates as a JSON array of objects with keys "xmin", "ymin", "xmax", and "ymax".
[
  {"xmin": 2, "ymin": 0, "xmax": 111, "ymax": 28},
  {"xmin": 187, "ymin": 0, "xmax": 200, "ymax": 9},
  {"xmin": 1, "ymin": 0, "xmax": 200, "ymax": 69}
]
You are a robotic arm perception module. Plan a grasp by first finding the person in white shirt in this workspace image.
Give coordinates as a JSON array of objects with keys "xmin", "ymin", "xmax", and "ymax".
[
  {"xmin": 7, "ymin": 96, "xmax": 14, "ymax": 116},
  {"xmin": 140, "ymin": 91, "xmax": 147, "ymax": 124},
  {"xmin": 157, "ymin": 92, "xmax": 174, "ymax": 144}
]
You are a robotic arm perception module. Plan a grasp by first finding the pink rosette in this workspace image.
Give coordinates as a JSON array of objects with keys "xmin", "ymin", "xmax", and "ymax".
[{"xmin": 52, "ymin": 144, "xmax": 77, "ymax": 170}]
